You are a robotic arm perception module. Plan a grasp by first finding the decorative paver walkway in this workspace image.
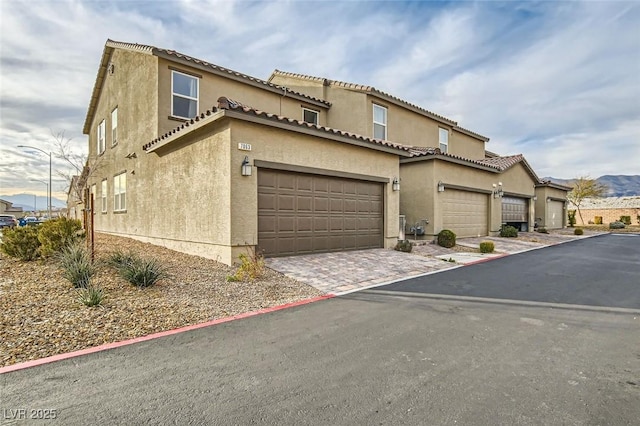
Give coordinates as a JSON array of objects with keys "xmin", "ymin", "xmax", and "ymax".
[{"xmin": 266, "ymin": 249, "xmax": 458, "ymax": 295}]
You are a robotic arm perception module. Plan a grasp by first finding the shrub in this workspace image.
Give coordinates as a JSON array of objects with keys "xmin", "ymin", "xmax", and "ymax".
[
  {"xmin": 574, "ymin": 228, "xmax": 584, "ymax": 235},
  {"xmin": 118, "ymin": 255, "xmax": 167, "ymax": 288},
  {"xmin": 77, "ymin": 285, "xmax": 105, "ymax": 307},
  {"xmin": 537, "ymin": 227, "xmax": 549, "ymax": 234},
  {"xmin": 594, "ymin": 216, "xmax": 603, "ymax": 225},
  {"xmin": 229, "ymin": 252, "xmax": 266, "ymax": 282},
  {"xmin": 394, "ymin": 240, "xmax": 413, "ymax": 253},
  {"xmin": 619, "ymin": 215, "xmax": 631, "ymax": 225},
  {"xmin": 38, "ymin": 217, "xmax": 84, "ymax": 257},
  {"xmin": 609, "ymin": 221, "xmax": 626, "ymax": 229},
  {"xmin": 567, "ymin": 210, "xmax": 576, "ymax": 227},
  {"xmin": 107, "ymin": 249, "xmax": 136, "ymax": 270},
  {"xmin": 437, "ymin": 229, "xmax": 456, "ymax": 248},
  {"xmin": 57, "ymin": 243, "xmax": 96, "ymax": 288},
  {"xmin": 0, "ymin": 226, "xmax": 41, "ymax": 260},
  {"xmin": 500, "ymin": 225, "xmax": 518, "ymax": 238},
  {"xmin": 479, "ymin": 241, "xmax": 495, "ymax": 253}
]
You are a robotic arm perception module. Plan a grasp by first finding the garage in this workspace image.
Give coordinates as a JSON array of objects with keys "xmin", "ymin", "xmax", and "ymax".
[
  {"xmin": 547, "ymin": 200, "xmax": 565, "ymax": 229},
  {"xmin": 442, "ymin": 189, "xmax": 488, "ymax": 237},
  {"xmin": 257, "ymin": 169, "xmax": 384, "ymax": 257},
  {"xmin": 502, "ymin": 197, "xmax": 528, "ymax": 231}
]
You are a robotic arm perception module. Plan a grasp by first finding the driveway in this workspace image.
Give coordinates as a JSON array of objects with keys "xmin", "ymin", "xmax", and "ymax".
[{"xmin": 1, "ymin": 233, "xmax": 639, "ymax": 425}]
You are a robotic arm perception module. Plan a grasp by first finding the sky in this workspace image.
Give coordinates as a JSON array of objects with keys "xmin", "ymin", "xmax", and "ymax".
[{"xmin": 1, "ymin": 0, "xmax": 639, "ymax": 201}]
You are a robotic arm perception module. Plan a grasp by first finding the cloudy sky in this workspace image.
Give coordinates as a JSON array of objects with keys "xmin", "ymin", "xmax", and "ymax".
[{"xmin": 1, "ymin": 0, "xmax": 638, "ymax": 201}]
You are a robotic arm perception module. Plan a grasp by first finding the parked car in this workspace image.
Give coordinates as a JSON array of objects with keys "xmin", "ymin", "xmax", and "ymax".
[
  {"xmin": 0, "ymin": 214, "xmax": 18, "ymax": 228},
  {"xmin": 20, "ymin": 216, "xmax": 41, "ymax": 226}
]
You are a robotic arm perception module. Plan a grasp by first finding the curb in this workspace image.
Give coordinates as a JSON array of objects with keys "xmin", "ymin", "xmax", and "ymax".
[{"xmin": 0, "ymin": 295, "xmax": 333, "ymax": 375}]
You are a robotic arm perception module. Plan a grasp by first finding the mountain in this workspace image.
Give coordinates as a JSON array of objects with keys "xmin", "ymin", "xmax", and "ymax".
[
  {"xmin": 0, "ymin": 194, "xmax": 67, "ymax": 211},
  {"xmin": 543, "ymin": 175, "xmax": 640, "ymax": 197}
]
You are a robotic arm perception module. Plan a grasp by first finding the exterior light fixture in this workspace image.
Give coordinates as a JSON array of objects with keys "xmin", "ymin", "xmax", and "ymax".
[
  {"xmin": 437, "ymin": 181, "xmax": 445, "ymax": 192},
  {"xmin": 533, "ymin": 196, "xmax": 537, "ymax": 201},
  {"xmin": 493, "ymin": 182, "xmax": 504, "ymax": 198},
  {"xmin": 392, "ymin": 177, "xmax": 400, "ymax": 191},
  {"xmin": 241, "ymin": 156, "xmax": 252, "ymax": 176}
]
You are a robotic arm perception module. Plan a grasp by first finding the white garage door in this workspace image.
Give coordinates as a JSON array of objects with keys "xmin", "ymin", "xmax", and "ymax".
[
  {"xmin": 547, "ymin": 201, "xmax": 564, "ymax": 229},
  {"xmin": 442, "ymin": 190, "xmax": 488, "ymax": 237}
]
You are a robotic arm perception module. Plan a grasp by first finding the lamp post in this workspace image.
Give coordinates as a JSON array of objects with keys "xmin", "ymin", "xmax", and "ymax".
[
  {"xmin": 31, "ymin": 179, "xmax": 49, "ymax": 216},
  {"xmin": 18, "ymin": 145, "xmax": 52, "ymax": 219}
]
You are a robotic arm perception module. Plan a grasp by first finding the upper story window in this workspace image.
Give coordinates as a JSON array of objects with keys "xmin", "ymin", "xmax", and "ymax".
[
  {"xmin": 114, "ymin": 172, "xmax": 126, "ymax": 212},
  {"xmin": 111, "ymin": 107, "xmax": 118, "ymax": 146},
  {"xmin": 373, "ymin": 104, "xmax": 387, "ymax": 140},
  {"xmin": 172, "ymin": 70, "xmax": 199, "ymax": 119},
  {"xmin": 97, "ymin": 120, "xmax": 106, "ymax": 154},
  {"xmin": 302, "ymin": 108, "xmax": 319, "ymax": 125},
  {"xmin": 101, "ymin": 179, "xmax": 107, "ymax": 213},
  {"xmin": 439, "ymin": 128, "xmax": 449, "ymax": 153}
]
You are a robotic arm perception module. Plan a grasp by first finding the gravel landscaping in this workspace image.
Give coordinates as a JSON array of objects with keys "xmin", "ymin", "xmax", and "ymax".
[{"xmin": 0, "ymin": 233, "xmax": 322, "ymax": 368}]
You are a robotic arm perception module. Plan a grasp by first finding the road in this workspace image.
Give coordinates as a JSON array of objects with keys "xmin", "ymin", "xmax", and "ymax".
[{"xmin": 1, "ymin": 234, "xmax": 639, "ymax": 425}]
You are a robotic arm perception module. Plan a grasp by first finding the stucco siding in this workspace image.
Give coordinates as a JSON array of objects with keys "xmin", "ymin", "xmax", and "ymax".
[{"xmin": 451, "ymin": 130, "xmax": 485, "ymax": 160}]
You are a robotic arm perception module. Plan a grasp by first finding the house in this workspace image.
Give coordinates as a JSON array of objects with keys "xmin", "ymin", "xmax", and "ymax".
[
  {"xmin": 269, "ymin": 72, "xmax": 545, "ymax": 237},
  {"xmin": 0, "ymin": 199, "xmax": 24, "ymax": 217},
  {"xmin": 82, "ymin": 39, "xmax": 567, "ymax": 265}
]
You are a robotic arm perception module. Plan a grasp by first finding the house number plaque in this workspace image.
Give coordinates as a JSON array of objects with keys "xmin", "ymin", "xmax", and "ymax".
[{"xmin": 238, "ymin": 143, "xmax": 252, "ymax": 151}]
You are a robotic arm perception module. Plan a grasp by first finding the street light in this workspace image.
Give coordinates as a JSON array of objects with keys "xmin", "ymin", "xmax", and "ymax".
[
  {"xmin": 18, "ymin": 145, "xmax": 51, "ymax": 219},
  {"xmin": 31, "ymin": 179, "xmax": 49, "ymax": 215}
]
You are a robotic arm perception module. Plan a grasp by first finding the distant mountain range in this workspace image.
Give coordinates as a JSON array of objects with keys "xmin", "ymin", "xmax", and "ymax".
[
  {"xmin": 0, "ymin": 194, "xmax": 67, "ymax": 212},
  {"xmin": 544, "ymin": 175, "xmax": 640, "ymax": 197}
]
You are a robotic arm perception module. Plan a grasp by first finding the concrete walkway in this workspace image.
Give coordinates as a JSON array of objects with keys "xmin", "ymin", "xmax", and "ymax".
[{"xmin": 266, "ymin": 231, "xmax": 604, "ymax": 295}]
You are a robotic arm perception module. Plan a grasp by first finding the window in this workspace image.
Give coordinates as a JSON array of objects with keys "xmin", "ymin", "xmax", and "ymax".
[
  {"xmin": 172, "ymin": 70, "xmax": 199, "ymax": 119},
  {"xmin": 373, "ymin": 104, "xmax": 387, "ymax": 140},
  {"xmin": 97, "ymin": 120, "xmax": 106, "ymax": 154},
  {"xmin": 111, "ymin": 107, "xmax": 118, "ymax": 146},
  {"xmin": 439, "ymin": 128, "xmax": 449, "ymax": 153},
  {"xmin": 302, "ymin": 108, "xmax": 319, "ymax": 125},
  {"xmin": 114, "ymin": 172, "xmax": 126, "ymax": 212},
  {"xmin": 101, "ymin": 179, "xmax": 107, "ymax": 213}
]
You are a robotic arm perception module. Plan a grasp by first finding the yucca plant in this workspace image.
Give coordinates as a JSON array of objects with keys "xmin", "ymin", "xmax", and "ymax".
[
  {"xmin": 119, "ymin": 256, "xmax": 167, "ymax": 288},
  {"xmin": 57, "ymin": 243, "xmax": 95, "ymax": 288},
  {"xmin": 77, "ymin": 285, "xmax": 105, "ymax": 307}
]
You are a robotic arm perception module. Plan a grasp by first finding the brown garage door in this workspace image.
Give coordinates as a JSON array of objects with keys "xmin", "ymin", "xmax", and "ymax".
[
  {"xmin": 442, "ymin": 189, "xmax": 488, "ymax": 237},
  {"xmin": 258, "ymin": 169, "xmax": 384, "ymax": 257},
  {"xmin": 502, "ymin": 197, "xmax": 528, "ymax": 223}
]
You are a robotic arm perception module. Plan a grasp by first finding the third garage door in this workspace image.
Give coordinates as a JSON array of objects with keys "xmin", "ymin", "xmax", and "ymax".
[
  {"xmin": 442, "ymin": 190, "xmax": 488, "ymax": 237},
  {"xmin": 258, "ymin": 169, "xmax": 384, "ymax": 257}
]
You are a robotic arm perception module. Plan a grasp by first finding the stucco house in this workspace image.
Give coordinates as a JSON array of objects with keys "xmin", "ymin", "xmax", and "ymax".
[{"xmin": 82, "ymin": 39, "xmax": 567, "ymax": 265}]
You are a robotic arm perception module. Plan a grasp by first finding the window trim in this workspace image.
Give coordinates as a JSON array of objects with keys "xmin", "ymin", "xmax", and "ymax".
[
  {"xmin": 101, "ymin": 179, "xmax": 107, "ymax": 213},
  {"xmin": 171, "ymin": 70, "xmax": 199, "ymax": 120},
  {"xmin": 111, "ymin": 107, "xmax": 118, "ymax": 146},
  {"xmin": 439, "ymin": 127, "xmax": 449, "ymax": 153},
  {"xmin": 302, "ymin": 107, "xmax": 319, "ymax": 125},
  {"xmin": 97, "ymin": 120, "xmax": 106, "ymax": 155},
  {"xmin": 113, "ymin": 172, "xmax": 127, "ymax": 212},
  {"xmin": 373, "ymin": 104, "xmax": 387, "ymax": 140}
]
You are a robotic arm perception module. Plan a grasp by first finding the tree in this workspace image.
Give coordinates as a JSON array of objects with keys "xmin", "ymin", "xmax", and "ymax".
[{"xmin": 567, "ymin": 176, "xmax": 608, "ymax": 225}]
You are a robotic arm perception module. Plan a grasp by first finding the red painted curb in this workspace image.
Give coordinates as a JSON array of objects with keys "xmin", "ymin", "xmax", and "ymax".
[
  {"xmin": 463, "ymin": 253, "xmax": 509, "ymax": 266},
  {"xmin": 0, "ymin": 295, "xmax": 333, "ymax": 375}
]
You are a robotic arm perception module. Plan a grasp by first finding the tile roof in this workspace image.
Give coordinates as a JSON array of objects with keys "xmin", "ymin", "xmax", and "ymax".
[
  {"xmin": 270, "ymin": 69, "xmax": 490, "ymax": 141},
  {"xmin": 143, "ymin": 97, "xmax": 414, "ymax": 156},
  {"xmin": 83, "ymin": 40, "xmax": 330, "ymax": 134},
  {"xmin": 406, "ymin": 147, "xmax": 503, "ymax": 170},
  {"xmin": 477, "ymin": 154, "xmax": 525, "ymax": 171}
]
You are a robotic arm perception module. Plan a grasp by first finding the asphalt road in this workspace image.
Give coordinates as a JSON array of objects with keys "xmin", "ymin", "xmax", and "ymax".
[
  {"xmin": 384, "ymin": 233, "xmax": 640, "ymax": 309},
  {"xmin": 1, "ymin": 234, "xmax": 639, "ymax": 425}
]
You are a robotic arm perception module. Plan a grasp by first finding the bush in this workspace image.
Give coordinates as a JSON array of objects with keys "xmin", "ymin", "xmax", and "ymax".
[
  {"xmin": 574, "ymin": 228, "xmax": 584, "ymax": 235},
  {"xmin": 229, "ymin": 252, "xmax": 266, "ymax": 282},
  {"xmin": 537, "ymin": 227, "xmax": 549, "ymax": 234},
  {"xmin": 57, "ymin": 243, "xmax": 95, "ymax": 288},
  {"xmin": 567, "ymin": 210, "xmax": 576, "ymax": 227},
  {"xmin": 479, "ymin": 241, "xmax": 495, "ymax": 253},
  {"xmin": 594, "ymin": 216, "xmax": 603, "ymax": 225},
  {"xmin": 619, "ymin": 215, "xmax": 631, "ymax": 225},
  {"xmin": 500, "ymin": 225, "xmax": 518, "ymax": 238},
  {"xmin": 394, "ymin": 240, "xmax": 413, "ymax": 253},
  {"xmin": 609, "ymin": 221, "xmax": 626, "ymax": 229},
  {"xmin": 118, "ymin": 255, "xmax": 167, "ymax": 288},
  {"xmin": 107, "ymin": 249, "xmax": 137, "ymax": 270},
  {"xmin": 38, "ymin": 217, "xmax": 84, "ymax": 257},
  {"xmin": 0, "ymin": 226, "xmax": 41, "ymax": 260},
  {"xmin": 77, "ymin": 285, "xmax": 105, "ymax": 307},
  {"xmin": 437, "ymin": 229, "xmax": 456, "ymax": 248}
]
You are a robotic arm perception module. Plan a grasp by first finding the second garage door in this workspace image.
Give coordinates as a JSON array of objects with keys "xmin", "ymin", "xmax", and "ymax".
[
  {"xmin": 258, "ymin": 169, "xmax": 384, "ymax": 257},
  {"xmin": 442, "ymin": 189, "xmax": 488, "ymax": 237},
  {"xmin": 547, "ymin": 200, "xmax": 565, "ymax": 229}
]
